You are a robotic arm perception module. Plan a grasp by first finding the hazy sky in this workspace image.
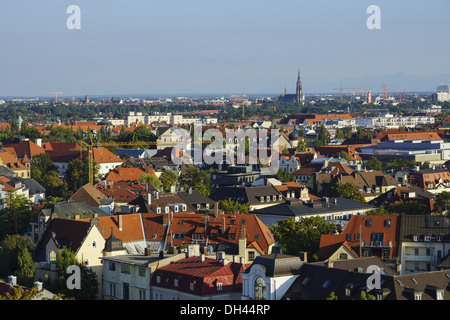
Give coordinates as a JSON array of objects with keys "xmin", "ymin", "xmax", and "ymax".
[{"xmin": 1, "ymin": 0, "xmax": 449, "ymax": 96}]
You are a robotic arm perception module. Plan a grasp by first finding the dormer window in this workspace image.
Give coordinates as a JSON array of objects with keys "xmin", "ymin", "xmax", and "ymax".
[
  {"xmin": 413, "ymin": 235, "xmax": 419, "ymax": 242},
  {"xmin": 365, "ymin": 219, "xmax": 372, "ymax": 227}
]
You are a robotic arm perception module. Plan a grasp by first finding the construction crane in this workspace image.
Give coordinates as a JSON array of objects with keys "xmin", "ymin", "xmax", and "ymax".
[
  {"xmin": 78, "ymin": 133, "xmax": 212, "ymax": 185},
  {"xmin": 40, "ymin": 92, "xmax": 63, "ymax": 103},
  {"xmin": 332, "ymin": 87, "xmax": 359, "ymax": 102},
  {"xmin": 381, "ymin": 84, "xmax": 390, "ymax": 99},
  {"xmin": 228, "ymin": 94, "xmax": 248, "ymax": 119},
  {"xmin": 391, "ymin": 89, "xmax": 410, "ymax": 102}
]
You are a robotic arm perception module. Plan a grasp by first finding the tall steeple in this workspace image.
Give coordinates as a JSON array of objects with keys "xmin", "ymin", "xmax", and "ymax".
[{"xmin": 296, "ymin": 69, "xmax": 303, "ymax": 104}]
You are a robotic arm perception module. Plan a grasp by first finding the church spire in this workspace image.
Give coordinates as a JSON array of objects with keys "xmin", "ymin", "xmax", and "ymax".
[{"xmin": 296, "ymin": 69, "xmax": 303, "ymax": 104}]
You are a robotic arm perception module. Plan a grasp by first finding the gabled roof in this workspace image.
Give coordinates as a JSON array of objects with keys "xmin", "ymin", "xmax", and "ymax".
[
  {"xmin": 36, "ymin": 218, "xmax": 92, "ymax": 257},
  {"xmin": 70, "ymin": 183, "xmax": 108, "ymax": 207},
  {"xmin": 40, "ymin": 200, "xmax": 109, "ymax": 219},
  {"xmin": 209, "ymin": 185, "xmax": 283, "ymax": 206},
  {"xmin": 150, "ymin": 256, "xmax": 249, "ymax": 296},
  {"xmin": 141, "ymin": 213, "xmax": 275, "ymax": 255},
  {"xmin": 318, "ymin": 215, "xmax": 400, "ymax": 261},
  {"xmin": 2, "ymin": 140, "xmax": 46, "ymax": 158}
]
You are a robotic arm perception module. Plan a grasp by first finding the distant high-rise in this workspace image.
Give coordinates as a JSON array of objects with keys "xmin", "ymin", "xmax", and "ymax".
[{"xmin": 278, "ymin": 70, "xmax": 304, "ymax": 104}]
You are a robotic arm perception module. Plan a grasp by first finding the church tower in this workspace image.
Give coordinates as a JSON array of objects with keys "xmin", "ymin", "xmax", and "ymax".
[{"xmin": 296, "ymin": 69, "xmax": 303, "ymax": 104}]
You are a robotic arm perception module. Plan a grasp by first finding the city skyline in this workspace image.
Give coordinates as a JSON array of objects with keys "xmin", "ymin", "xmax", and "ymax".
[{"xmin": 1, "ymin": 1, "xmax": 450, "ymax": 97}]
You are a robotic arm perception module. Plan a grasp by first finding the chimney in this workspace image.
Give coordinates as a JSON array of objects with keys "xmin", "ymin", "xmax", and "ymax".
[
  {"xmin": 118, "ymin": 214, "xmax": 123, "ymax": 231},
  {"xmin": 188, "ymin": 187, "xmax": 192, "ymax": 194},
  {"xmin": 146, "ymin": 192, "xmax": 151, "ymax": 205},
  {"xmin": 35, "ymin": 138, "xmax": 42, "ymax": 147},
  {"xmin": 214, "ymin": 202, "xmax": 219, "ymax": 217},
  {"xmin": 298, "ymin": 251, "xmax": 308, "ymax": 262},
  {"xmin": 8, "ymin": 275, "xmax": 17, "ymax": 287},
  {"xmin": 327, "ymin": 260, "xmax": 334, "ymax": 268},
  {"xmin": 216, "ymin": 251, "xmax": 225, "ymax": 261},
  {"xmin": 186, "ymin": 244, "xmax": 200, "ymax": 258},
  {"xmin": 163, "ymin": 212, "xmax": 173, "ymax": 225},
  {"xmin": 144, "ymin": 247, "xmax": 152, "ymax": 256},
  {"xmin": 74, "ymin": 214, "xmax": 80, "ymax": 220},
  {"xmin": 34, "ymin": 281, "xmax": 43, "ymax": 291},
  {"xmin": 221, "ymin": 216, "xmax": 226, "ymax": 234}
]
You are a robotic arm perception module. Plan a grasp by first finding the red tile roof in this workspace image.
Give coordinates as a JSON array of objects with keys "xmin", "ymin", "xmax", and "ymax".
[
  {"xmin": 150, "ymin": 256, "xmax": 249, "ymax": 296},
  {"xmin": 318, "ymin": 215, "xmax": 400, "ymax": 261}
]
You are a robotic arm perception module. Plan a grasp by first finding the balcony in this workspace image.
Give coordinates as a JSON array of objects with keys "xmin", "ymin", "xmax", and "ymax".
[{"xmin": 362, "ymin": 240, "xmax": 392, "ymax": 248}]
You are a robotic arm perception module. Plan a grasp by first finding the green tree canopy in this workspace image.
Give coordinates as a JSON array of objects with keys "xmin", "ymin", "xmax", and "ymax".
[
  {"xmin": 270, "ymin": 216, "xmax": 337, "ymax": 261},
  {"xmin": 273, "ymin": 168, "xmax": 294, "ymax": 183},
  {"xmin": 330, "ymin": 182, "xmax": 366, "ymax": 203},
  {"xmin": 160, "ymin": 170, "xmax": 178, "ymax": 192},
  {"xmin": 365, "ymin": 156, "xmax": 382, "ymax": 171},
  {"xmin": 218, "ymin": 199, "xmax": 250, "ymax": 215}
]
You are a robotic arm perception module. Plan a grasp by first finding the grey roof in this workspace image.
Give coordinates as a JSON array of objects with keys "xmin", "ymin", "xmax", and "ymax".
[
  {"xmin": 42, "ymin": 200, "xmax": 109, "ymax": 219},
  {"xmin": 246, "ymin": 253, "xmax": 304, "ymax": 277},
  {"xmin": 10, "ymin": 177, "xmax": 45, "ymax": 195},
  {"xmin": 399, "ymin": 214, "xmax": 450, "ymax": 242},
  {"xmin": 282, "ymin": 262, "xmax": 450, "ymax": 300},
  {"xmin": 209, "ymin": 185, "xmax": 283, "ymax": 205},
  {"xmin": 177, "ymin": 189, "xmax": 216, "ymax": 210},
  {"xmin": 252, "ymin": 197, "xmax": 374, "ymax": 218}
]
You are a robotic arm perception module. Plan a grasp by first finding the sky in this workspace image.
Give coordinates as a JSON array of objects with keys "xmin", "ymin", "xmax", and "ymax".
[{"xmin": 1, "ymin": 0, "xmax": 450, "ymax": 97}]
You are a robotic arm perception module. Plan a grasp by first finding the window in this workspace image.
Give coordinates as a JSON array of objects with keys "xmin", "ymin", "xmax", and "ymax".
[
  {"xmin": 302, "ymin": 277, "xmax": 311, "ymax": 285},
  {"xmin": 109, "ymin": 283, "xmax": 116, "ymax": 297},
  {"xmin": 414, "ymin": 293, "xmax": 422, "ymax": 300},
  {"xmin": 365, "ymin": 219, "xmax": 372, "ymax": 227},
  {"xmin": 354, "ymin": 233, "xmax": 360, "ymax": 241},
  {"xmin": 109, "ymin": 262, "xmax": 116, "ymax": 271},
  {"xmin": 254, "ymin": 277, "xmax": 266, "ymax": 300},
  {"xmin": 190, "ymin": 282, "xmax": 195, "ymax": 291},
  {"xmin": 339, "ymin": 253, "xmax": 348, "ymax": 260},
  {"xmin": 139, "ymin": 289, "xmax": 146, "ymax": 300},
  {"xmin": 384, "ymin": 219, "xmax": 391, "ymax": 227},
  {"xmin": 121, "ymin": 264, "xmax": 130, "ymax": 274},
  {"xmin": 346, "ymin": 233, "xmax": 352, "ymax": 241},
  {"xmin": 92, "ymin": 240, "xmax": 97, "ymax": 248},
  {"xmin": 414, "ymin": 248, "xmax": 419, "ymax": 256},
  {"xmin": 174, "ymin": 279, "xmax": 179, "ymax": 287},
  {"xmin": 322, "ymin": 280, "xmax": 332, "ymax": 288},
  {"xmin": 156, "ymin": 276, "xmax": 161, "ymax": 283},
  {"xmin": 139, "ymin": 267, "xmax": 146, "ymax": 277},
  {"xmin": 437, "ymin": 291, "xmax": 444, "ymax": 300},
  {"xmin": 217, "ymin": 283, "xmax": 222, "ymax": 291},
  {"xmin": 413, "ymin": 235, "xmax": 419, "ymax": 242}
]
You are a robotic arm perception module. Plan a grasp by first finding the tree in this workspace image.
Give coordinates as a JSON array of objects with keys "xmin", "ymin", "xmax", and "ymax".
[
  {"xmin": 4, "ymin": 191, "xmax": 33, "ymax": 234},
  {"xmin": 335, "ymin": 151, "xmax": 352, "ymax": 162},
  {"xmin": 179, "ymin": 167, "xmax": 212, "ymax": 196},
  {"xmin": 270, "ymin": 216, "xmax": 337, "ymax": 261},
  {"xmin": 65, "ymin": 159, "xmax": 85, "ymax": 191},
  {"xmin": 0, "ymin": 234, "xmax": 35, "ymax": 279},
  {"xmin": 273, "ymin": 168, "xmax": 294, "ymax": 183},
  {"xmin": 365, "ymin": 156, "xmax": 382, "ymax": 171},
  {"xmin": 160, "ymin": 170, "xmax": 178, "ymax": 192},
  {"xmin": 31, "ymin": 153, "xmax": 65, "ymax": 198},
  {"xmin": 218, "ymin": 199, "xmax": 250, "ymax": 215},
  {"xmin": 330, "ymin": 182, "xmax": 366, "ymax": 203},
  {"xmin": 46, "ymin": 247, "xmax": 99, "ymax": 300},
  {"xmin": 433, "ymin": 191, "xmax": 450, "ymax": 214},
  {"xmin": 16, "ymin": 247, "xmax": 36, "ymax": 287},
  {"xmin": 139, "ymin": 173, "xmax": 162, "ymax": 190}
]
